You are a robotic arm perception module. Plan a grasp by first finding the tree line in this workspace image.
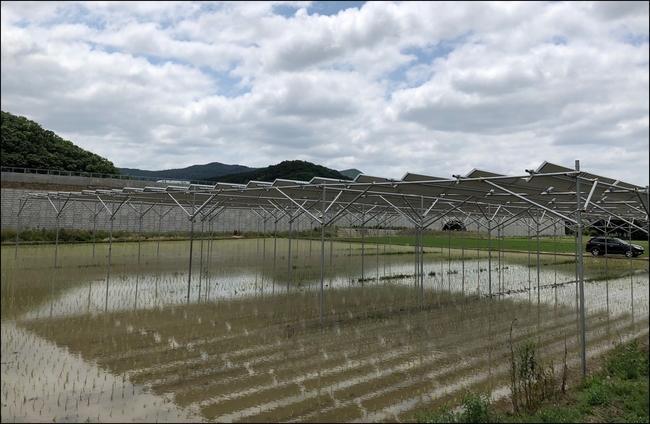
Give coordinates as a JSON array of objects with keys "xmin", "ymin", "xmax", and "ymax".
[{"xmin": 1, "ymin": 110, "xmax": 121, "ymax": 175}]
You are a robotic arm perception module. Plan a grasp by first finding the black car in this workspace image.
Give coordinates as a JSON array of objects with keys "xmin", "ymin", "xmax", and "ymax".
[{"xmin": 585, "ymin": 237, "xmax": 645, "ymax": 258}]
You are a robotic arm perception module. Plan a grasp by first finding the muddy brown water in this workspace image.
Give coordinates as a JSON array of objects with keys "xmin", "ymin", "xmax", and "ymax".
[{"xmin": 2, "ymin": 240, "xmax": 648, "ymax": 422}]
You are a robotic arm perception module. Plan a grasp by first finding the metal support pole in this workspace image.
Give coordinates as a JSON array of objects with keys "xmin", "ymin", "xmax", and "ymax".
[
  {"xmin": 361, "ymin": 205, "xmax": 365, "ymax": 282},
  {"xmin": 420, "ymin": 196, "xmax": 424, "ymax": 306},
  {"xmin": 295, "ymin": 215, "xmax": 300, "ymax": 254},
  {"xmin": 477, "ymin": 219, "xmax": 481, "ymax": 294},
  {"xmin": 287, "ymin": 213, "xmax": 293, "ymax": 293},
  {"xmin": 412, "ymin": 225, "xmax": 417, "ymax": 287},
  {"xmin": 575, "ymin": 160, "xmax": 586, "ymax": 378},
  {"xmin": 54, "ymin": 214, "xmax": 60, "ymax": 268},
  {"xmin": 15, "ymin": 211, "xmax": 21, "ymax": 260},
  {"xmin": 497, "ymin": 226, "xmax": 501, "ymax": 295},
  {"xmin": 554, "ymin": 221, "xmax": 557, "ymax": 293},
  {"xmin": 330, "ymin": 222, "xmax": 334, "ymax": 267},
  {"xmin": 647, "ymin": 187, "xmax": 650, "ymax": 274},
  {"xmin": 628, "ymin": 222, "xmax": 634, "ymax": 327},
  {"xmin": 257, "ymin": 214, "xmax": 261, "ymax": 255},
  {"xmin": 260, "ymin": 214, "xmax": 266, "ymax": 296},
  {"xmin": 528, "ymin": 222, "xmax": 532, "ymax": 298},
  {"xmin": 199, "ymin": 219, "xmax": 205, "ymax": 302},
  {"xmin": 92, "ymin": 203, "xmax": 98, "ymax": 258},
  {"xmin": 536, "ymin": 210, "xmax": 541, "ymax": 304},
  {"xmin": 157, "ymin": 207, "xmax": 163, "ymax": 258},
  {"xmin": 187, "ymin": 191, "xmax": 196, "ymax": 303},
  {"xmin": 273, "ymin": 219, "xmax": 278, "ymax": 294},
  {"xmin": 105, "ymin": 196, "xmax": 115, "ymax": 316},
  {"xmin": 488, "ymin": 210, "xmax": 492, "ymax": 297},
  {"xmin": 207, "ymin": 219, "xmax": 214, "ymax": 300},
  {"xmin": 376, "ymin": 222, "xmax": 380, "ymax": 285},
  {"xmin": 137, "ymin": 202, "xmax": 143, "ymax": 266},
  {"xmin": 310, "ymin": 217, "xmax": 314, "ymax": 258},
  {"xmin": 448, "ymin": 225, "xmax": 451, "ymax": 290},
  {"xmin": 319, "ymin": 185, "xmax": 326, "ymax": 326},
  {"xmin": 461, "ymin": 223, "xmax": 465, "ymax": 293}
]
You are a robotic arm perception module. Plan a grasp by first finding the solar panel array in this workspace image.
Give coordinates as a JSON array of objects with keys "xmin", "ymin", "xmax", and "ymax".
[{"xmin": 23, "ymin": 161, "xmax": 649, "ymax": 228}]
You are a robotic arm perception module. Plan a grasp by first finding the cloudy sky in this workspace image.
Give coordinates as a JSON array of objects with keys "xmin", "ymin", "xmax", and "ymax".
[{"xmin": 1, "ymin": 1, "xmax": 648, "ymax": 186}]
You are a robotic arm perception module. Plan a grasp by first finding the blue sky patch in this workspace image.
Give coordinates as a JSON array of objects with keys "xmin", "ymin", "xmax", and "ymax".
[
  {"xmin": 381, "ymin": 37, "xmax": 462, "ymax": 95},
  {"xmin": 200, "ymin": 67, "xmax": 250, "ymax": 98},
  {"xmin": 551, "ymin": 35, "xmax": 567, "ymax": 46},
  {"xmin": 307, "ymin": 1, "xmax": 366, "ymax": 16},
  {"xmin": 13, "ymin": 19, "xmax": 29, "ymax": 28},
  {"xmin": 622, "ymin": 33, "xmax": 649, "ymax": 46},
  {"xmin": 273, "ymin": 1, "xmax": 366, "ymax": 18},
  {"xmin": 43, "ymin": 3, "xmax": 106, "ymax": 31},
  {"xmin": 272, "ymin": 4, "xmax": 301, "ymax": 18}
]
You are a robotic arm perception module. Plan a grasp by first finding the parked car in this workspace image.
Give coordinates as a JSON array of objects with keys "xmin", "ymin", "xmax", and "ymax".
[{"xmin": 585, "ymin": 237, "xmax": 645, "ymax": 258}]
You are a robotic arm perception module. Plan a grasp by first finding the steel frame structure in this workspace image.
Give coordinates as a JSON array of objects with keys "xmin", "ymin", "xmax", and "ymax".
[{"xmin": 13, "ymin": 160, "xmax": 650, "ymax": 377}]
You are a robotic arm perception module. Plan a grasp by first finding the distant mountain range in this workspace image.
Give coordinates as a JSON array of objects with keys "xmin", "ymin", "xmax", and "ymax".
[
  {"xmin": 339, "ymin": 169, "xmax": 363, "ymax": 179},
  {"xmin": 120, "ymin": 163, "xmax": 363, "ymax": 183},
  {"xmin": 118, "ymin": 162, "xmax": 258, "ymax": 181},
  {"xmin": 211, "ymin": 160, "xmax": 353, "ymax": 184}
]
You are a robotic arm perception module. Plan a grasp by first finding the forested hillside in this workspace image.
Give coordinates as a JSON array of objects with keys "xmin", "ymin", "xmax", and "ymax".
[
  {"xmin": 213, "ymin": 160, "xmax": 352, "ymax": 184},
  {"xmin": 1, "ymin": 111, "xmax": 121, "ymax": 174}
]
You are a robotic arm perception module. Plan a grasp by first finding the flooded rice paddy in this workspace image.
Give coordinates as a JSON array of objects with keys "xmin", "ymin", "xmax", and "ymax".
[{"xmin": 2, "ymin": 238, "xmax": 648, "ymax": 422}]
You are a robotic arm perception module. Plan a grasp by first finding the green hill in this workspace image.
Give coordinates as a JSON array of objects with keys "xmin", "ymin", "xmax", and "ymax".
[
  {"xmin": 212, "ymin": 160, "xmax": 352, "ymax": 184},
  {"xmin": 1, "ymin": 111, "xmax": 121, "ymax": 175}
]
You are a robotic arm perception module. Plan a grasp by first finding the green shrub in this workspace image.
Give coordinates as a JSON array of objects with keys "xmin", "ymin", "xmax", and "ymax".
[
  {"xmin": 459, "ymin": 391, "xmax": 492, "ymax": 423},
  {"xmin": 582, "ymin": 380, "xmax": 611, "ymax": 407},
  {"xmin": 605, "ymin": 340, "xmax": 648, "ymax": 380}
]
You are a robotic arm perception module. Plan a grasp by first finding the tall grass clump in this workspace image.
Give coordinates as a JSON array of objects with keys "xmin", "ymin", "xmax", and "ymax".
[{"xmin": 508, "ymin": 321, "xmax": 559, "ymax": 413}]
